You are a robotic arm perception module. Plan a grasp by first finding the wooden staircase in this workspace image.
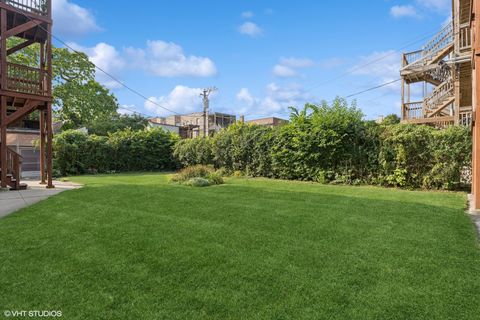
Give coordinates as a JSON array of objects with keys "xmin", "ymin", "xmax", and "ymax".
[
  {"xmin": 401, "ymin": 22, "xmax": 454, "ymax": 75},
  {"xmin": 0, "ymin": 0, "xmax": 54, "ymax": 190},
  {"xmin": 424, "ymin": 75, "xmax": 455, "ymax": 117},
  {"xmin": 0, "ymin": 142, "xmax": 27, "ymax": 190},
  {"xmin": 400, "ymin": 21, "xmax": 462, "ymax": 125}
]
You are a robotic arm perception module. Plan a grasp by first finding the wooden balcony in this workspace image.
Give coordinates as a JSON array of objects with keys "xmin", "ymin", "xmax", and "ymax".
[
  {"xmin": 1, "ymin": 0, "xmax": 48, "ymax": 17},
  {"xmin": 5, "ymin": 62, "xmax": 47, "ymax": 96},
  {"xmin": 403, "ymin": 102, "xmax": 424, "ymax": 120},
  {"xmin": 458, "ymin": 23, "xmax": 472, "ymax": 53}
]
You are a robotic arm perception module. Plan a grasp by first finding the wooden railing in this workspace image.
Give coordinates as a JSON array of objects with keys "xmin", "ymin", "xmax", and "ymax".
[
  {"xmin": 1, "ymin": 0, "xmax": 48, "ymax": 16},
  {"xmin": 459, "ymin": 23, "xmax": 472, "ymax": 51},
  {"xmin": 422, "ymin": 21, "xmax": 453, "ymax": 57},
  {"xmin": 6, "ymin": 146, "xmax": 22, "ymax": 186},
  {"xmin": 403, "ymin": 102, "xmax": 423, "ymax": 119},
  {"xmin": 424, "ymin": 78, "xmax": 454, "ymax": 113},
  {"xmin": 459, "ymin": 110, "xmax": 473, "ymax": 126},
  {"xmin": 6, "ymin": 62, "xmax": 46, "ymax": 96},
  {"xmin": 402, "ymin": 21, "xmax": 453, "ymax": 70},
  {"xmin": 403, "ymin": 50, "xmax": 423, "ymax": 67}
]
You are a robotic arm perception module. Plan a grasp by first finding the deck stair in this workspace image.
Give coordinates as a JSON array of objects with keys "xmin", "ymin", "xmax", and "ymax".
[
  {"xmin": 0, "ymin": 142, "xmax": 27, "ymax": 190},
  {"xmin": 401, "ymin": 22, "xmax": 454, "ymax": 76},
  {"xmin": 424, "ymin": 75, "xmax": 455, "ymax": 117}
]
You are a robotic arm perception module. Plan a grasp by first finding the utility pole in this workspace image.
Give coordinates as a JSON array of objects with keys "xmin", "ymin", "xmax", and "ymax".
[{"xmin": 200, "ymin": 87, "xmax": 217, "ymax": 137}]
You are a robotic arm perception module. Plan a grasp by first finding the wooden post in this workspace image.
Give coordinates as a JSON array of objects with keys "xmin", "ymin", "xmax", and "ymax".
[
  {"xmin": 46, "ymin": 103, "xmax": 53, "ymax": 188},
  {"xmin": 472, "ymin": 0, "xmax": 480, "ymax": 210},
  {"xmin": 39, "ymin": 108, "xmax": 46, "ymax": 184},
  {"xmin": 0, "ymin": 8, "xmax": 7, "ymax": 189},
  {"xmin": 46, "ymin": 5, "xmax": 54, "ymax": 189},
  {"xmin": 401, "ymin": 79, "xmax": 405, "ymax": 120},
  {"xmin": 0, "ymin": 97, "xmax": 6, "ymax": 189}
]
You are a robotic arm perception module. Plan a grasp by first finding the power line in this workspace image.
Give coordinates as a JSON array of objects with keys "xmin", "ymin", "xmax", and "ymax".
[
  {"xmin": 10, "ymin": 5, "xmax": 181, "ymax": 116},
  {"xmin": 345, "ymin": 79, "xmax": 401, "ymax": 99},
  {"xmin": 303, "ymin": 20, "xmax": 456, "ymax": 93},
  {"xmin": 8, "ymin": 4, "xmax": 455, "ymax": 120}
]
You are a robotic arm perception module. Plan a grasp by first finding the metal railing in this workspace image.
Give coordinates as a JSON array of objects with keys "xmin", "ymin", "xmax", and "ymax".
[
  {"xmin": 6, "ymin": 62, "xmax": 46, "ymax": 96},
  {"xmin": 1, "ymin": 0, "xmax": 48, "ymax": 16}
]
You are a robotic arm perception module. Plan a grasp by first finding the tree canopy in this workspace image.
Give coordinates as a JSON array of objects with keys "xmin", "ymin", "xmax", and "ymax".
[{"xmin": 7, "ymin": 37, "xmax": 118, "ymax": 130}]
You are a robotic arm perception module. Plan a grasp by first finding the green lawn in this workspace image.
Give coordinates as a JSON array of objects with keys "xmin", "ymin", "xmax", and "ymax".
[{"xmin": 0, "ymin": 174, "xmax": 479, "ymax": 319}]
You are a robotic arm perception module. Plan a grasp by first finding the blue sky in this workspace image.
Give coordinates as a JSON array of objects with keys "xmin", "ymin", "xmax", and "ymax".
[{"xmin": 52, "ymin": 0, "xmax": 451, "ymax": 120}]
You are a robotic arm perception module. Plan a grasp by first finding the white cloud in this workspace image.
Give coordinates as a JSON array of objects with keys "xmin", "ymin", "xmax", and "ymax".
[
  {"xmin": 272, "ymin": 65, "xmax": 298, "ymax": 77},
  {"xmin": 125, "ymin": 40, "xmax": 217, "ymax": 77},
  {"xmin": 416, "ymin": 0, "xmax": 449, "ymax": 11},
  {"xmin": 350, "ymin": 50, "xmax": 403, "ymax": 93},
  {"xmin": 351, "ymin": 50, "xmax": 400, "ymax": 79},
  {"xmin": 53, "ymin": 0, "xmax": 100, "ymax": 36},
  {"xmin": 118, "ymin": 105, "xmax": 136, "ymax": 115},
  {"xmin": 241, "ymin": 11, "xmax": 254, "ymax": 19},
  {"xmin": 145, "ymin": 86, "xmax": 204, "ymax": 116},
  {"xmin": 68, "ymin": 42, "xmax": 125, "ymax": 89},
  {"xmin": 236, "ymin": 83, "xmax": 314, "ymax": 116},
  {"xmin": 238, "ymin": 22, "xmax": 263, "ymax": 37},
  {"xmin": 390, "ymin": 5, "xmax": 419, "ymax": 18},
  {"xmin": 279, "ymin": 58, "xmax": 314, "ymax": 68},
  {"xmin": 68, "ymin": 40, "xmax": 217, "ymax": 88},
  {"xmin": 272, "ymin": 57, "xmax": 315, "ymax": 78},
  {"xmin": 236, "ymin": 88, "xmax": 255, "ymax": 107},
  {"xmin": 319, "ymin": 57, "xmax": 345, "ymax": 69}
]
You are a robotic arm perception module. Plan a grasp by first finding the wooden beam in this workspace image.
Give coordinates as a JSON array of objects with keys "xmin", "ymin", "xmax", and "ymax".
[
  {"xmin": 5, "ymin": 20, "xmax": 41, "ymax": 38},
  {"xmin": 4, "ymin": 100, "xmax": 40, "ymax": 126},
  {"xmin": 403, "ymin": 116, "xmax": 455, "ymax": 124},
  {"xmin": 46, "ymin": 102, "xmax": 53, "ymax": 188},
  {"xmin": 472, "ymin": 0, "xmax": 480, "ymax": 210},
  {"xmin": 0, "ymin": 90, "xmax": 52, "ymax": 101},
  {"xmin": 7, "ymin": 39, "xmax": 34, "ymax": 56},
  {"xmin": 40, "ymin": 108, "xmax": 46, "ymax": 184},
  {"xmin": 1, "ymin": 8, "xmax": 7, "ymax": 188}
]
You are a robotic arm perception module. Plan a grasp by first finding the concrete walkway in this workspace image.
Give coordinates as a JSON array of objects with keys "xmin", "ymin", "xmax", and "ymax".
[
  {"xmin": 0, "ymin": 180, "xmax": 82, "ymax": 218},
  {"xmin": 467, "ymin": 194, "xmax": 480, "ymax": 238}
]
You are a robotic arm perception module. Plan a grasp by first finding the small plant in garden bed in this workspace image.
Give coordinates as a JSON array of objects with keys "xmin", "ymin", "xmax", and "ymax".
[{"xmin": 171, "ymin": 165, "xmax": 224, "ymax": 187}]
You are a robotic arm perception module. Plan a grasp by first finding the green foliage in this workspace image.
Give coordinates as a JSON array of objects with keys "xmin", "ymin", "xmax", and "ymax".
[
  {"xmin": 382, "ymin": 114, "xmax": 401, "ymax": 125},
  {"xmin": 7, "ymin": 37, "xmax": 118, "ymax": 130},
  {"xmin": 173, "ymin": 99, "xmax": 472, "ymax": 191},
  {"xmin": 184, "ymin": 177, "xmax": 212, "ymax": 187},
  {"xmin": 54, "ymin": 128, "xmax": 178, "ymax": 176},
  {"xmin": 54, "ymin": 80, "xmax": 118, "ymax": 130},
  {"xmin": 378, "ymin": 125, "xmax": 471, "ymax": 190},
  {"xmin": 171, "ymin": 165, "xmax": 224, "ymax": 186},
  {"xmin": 87, "ymin": 113, "xmax": 149, "ymax": 136},
  {"xmin": 173, "ymin": 138, "xmax": 214, "ymax": 167}
]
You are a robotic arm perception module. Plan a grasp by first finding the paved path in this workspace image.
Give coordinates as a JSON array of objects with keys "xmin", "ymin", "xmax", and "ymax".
[{"xmin": 0, "ymin": 180, "xmax": 82, "ymax": 219}]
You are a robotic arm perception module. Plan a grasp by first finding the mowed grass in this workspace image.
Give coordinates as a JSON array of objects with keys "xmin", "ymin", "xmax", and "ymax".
[{"xmin": 0, "ymin": 174, "xmax": 479, "ymax": 319}]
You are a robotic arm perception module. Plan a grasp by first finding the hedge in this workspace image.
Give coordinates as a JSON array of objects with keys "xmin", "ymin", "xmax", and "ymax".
[
  {"xmin": 53, "ymin": 99, "xmax": 472, "ymax": 191},
  {"xmin": 54, "ymin": 128, "xmax": 178, "ymax": 176},
  {"xmin": 174, "ymin": 99, "xmax": 472, "ymax": 190}
]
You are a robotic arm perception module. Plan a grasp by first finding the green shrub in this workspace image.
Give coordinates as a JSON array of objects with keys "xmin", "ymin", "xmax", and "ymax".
[
  {"xmin": 171, "ymin": 165, "xmax": 224, "ymax": 186},
  {"xmin": 54, "ymin": 128, "xmax": 178, "ymax": 176},
  {"xmin": 184, "ymin": 177, "xmax": 212, "ymax": 187},
  {"xmin": 172, "ymin": 99, "xmax": 472, "ymax": 191}
]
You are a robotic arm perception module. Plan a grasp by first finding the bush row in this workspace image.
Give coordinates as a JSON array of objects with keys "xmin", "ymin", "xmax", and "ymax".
[
  {"xmin": 174, "ymin": 99, "xmax": 472, "ymax": 190},
  {"xmin": 54, "ymin": 128, "xmax": 178, "ymax": 176}
]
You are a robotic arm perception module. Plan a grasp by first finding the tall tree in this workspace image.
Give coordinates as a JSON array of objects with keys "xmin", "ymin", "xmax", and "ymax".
[{"xmin": 7, "ymin": 37, "xmax": 118, "ymax": 129}]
